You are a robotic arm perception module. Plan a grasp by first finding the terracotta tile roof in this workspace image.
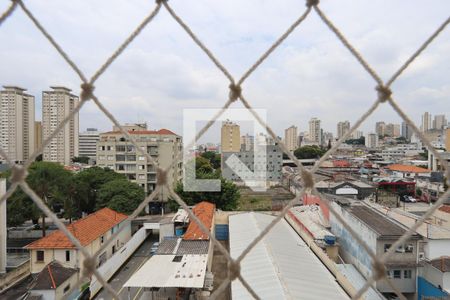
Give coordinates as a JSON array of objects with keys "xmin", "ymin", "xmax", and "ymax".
[
  {"xmin": 387, "ymin": 164, "xmax": 431, "ymax": 173},
  {"xmin": 333, "ymin": 160, "xmax": 351, "ymax": 167},
  {"xmin": 439, "ymin": 205, "xmax": 450, "ymax": 214},
  {"xmin": 25, "ymin": 208, "xmax": 127, "ymax": 249},
  {"xmin": 183, "ymin": 202, "xmax": 215, "ymax": 240},
  {"xmin": 31, "ymin": 261, "xmax": 77, "ymax": 290},
  {"xmin": 101, "ymin": 129, "xmax": 177, "ymax": 135}
]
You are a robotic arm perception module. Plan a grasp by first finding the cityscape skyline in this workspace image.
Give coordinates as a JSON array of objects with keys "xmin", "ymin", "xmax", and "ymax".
[{"xmin": 1, "ymin": 0, "xmax": 449, "ymax": 141}]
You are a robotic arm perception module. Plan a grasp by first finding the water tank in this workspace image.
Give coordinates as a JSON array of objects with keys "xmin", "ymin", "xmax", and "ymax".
[{"xmin": 324, "ymin": 235, "xmax": 336, "ymax": 245}]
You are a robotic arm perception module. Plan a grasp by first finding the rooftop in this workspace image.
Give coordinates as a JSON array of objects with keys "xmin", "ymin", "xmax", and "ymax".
[
  {"xmin": 31, "ymin": 261, "xmax": 77, "ymax": 290},
  {"xmin": 25, "ymin": 208, "xmax": 127, "ymax": 249},
  {"xmin": 347, "ymin": 205, "xmax": 414, "ymax": 238},
  {"xmin": 101, "ymin": 129, "xmax": 177, "ymax": 136},
  {"xmin": 230, "ymin": 212, "xmax": 349, "ymax": 300},
  {"xmin": 156, "ymin": 239, "xmax": 209, "ymax": 255},
  {"xmin": 183, "ymin": 202, "xmax": 215, "ymax": 240},
  {"xmin": 430, "ymin": 257, "xmax": 450, "ymax": 272},
  {"xmin": 387, "ymin": 164, "xmax": 431, "ymax": 173}
]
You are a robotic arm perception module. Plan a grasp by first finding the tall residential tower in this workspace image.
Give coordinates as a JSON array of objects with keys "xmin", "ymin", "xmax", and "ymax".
[
  {"xmin": 42, "ymin": 87, "xmax": 79, "ymax": 165},
  {"xmin": 0, "ymin": 86, "xmax": 35, "ymax": 163}
]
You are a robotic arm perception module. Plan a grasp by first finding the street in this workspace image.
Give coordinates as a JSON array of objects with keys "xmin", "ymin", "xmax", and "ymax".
[{"xmin": 94, "ymin": 234, "xmax": 158, "ymax": 300}]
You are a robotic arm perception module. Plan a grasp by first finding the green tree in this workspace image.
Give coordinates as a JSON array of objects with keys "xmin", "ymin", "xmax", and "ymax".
[
  {"xmin": 172, "ymin": 172, "xmax": 240, "ymax": 211},
  {"xmin": 96, "ymin": 179, "xmax": 145, "ymax": 214},
  {"xmin": 25, "ymin": 161, "xmax": 72, "ymax": 236},
  {"xmin": 200, "ymin": 151, "xmax": 221, "ymax": 169},
  {"xmin": 294, "ymin": 145, "xmax": 327, "ymax": 159},
  {"xmin": 195, "ymin": 156, "xmax": 214, "ymax": 174},
  {"xmin": 72, "ymin": 156, "xmax": 90, "ymax": 164},
  {"xmin": 74, "ymin": 167, "xmax": 126, "ymax": 213}
]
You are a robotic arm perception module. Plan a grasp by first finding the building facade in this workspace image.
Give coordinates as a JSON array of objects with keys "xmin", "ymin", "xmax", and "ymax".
[
  {"xmin": 365, "ymin": 133, "xmax": 379, "ymax": 149},
  {"xmin": 96, "ymin": 128, "xmax": 182, "ymax": 195},
  {"xmin": 284, "ymin": 125, "xmax": 298, "ymax": 152},
  {"xmin": 422, "ymin": 112, "xmax": 432, "ymax": 132},
  {"xmin": 433, "ymin": 114, "xmax": 447, "ymax": 130},
  {"xmin": 309, "ymin": 117, "xmax": 321, "ymax": 145},
  {"xmin": 401, "ymin": 122, "xmax": 413, "ymax": 141},
  {"xmin": 25, "ymin": 208, "xmax": 131, "ymax": 275},
  {"xmin": 42, "ymin": 86, "xmax": 79, "ymax": 165},
  {"xmin": 240, "ymin": 133, "xmax": 254, "ymax": 151},
  {"xmin": 221, "ymin": 120, "xmax": 240, "ymax": 152},
  {"xmin": 337, "ymin": 121, "xmax": 350, "ymax": 140},
  {"xmin": 222, "ymin": 144, "xmax": 283, "ymax": 185},
  {"xmin": 0, "ymin": 86, "xmax": 35, "ymax": 163},
  {"xmin": 34, "ymin": 121, "xmax": 42, "ymax": 152},
  {"xmin": 79, "ymin": 128, "xmax": 99, "ymax": 161},
  {"xmin": 375, "ymin": 122, "xmax": 386, "ymax": 137}
]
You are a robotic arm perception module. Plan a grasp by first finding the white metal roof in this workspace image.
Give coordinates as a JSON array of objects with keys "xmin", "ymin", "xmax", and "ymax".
[
  {"xmin": 337, "ymin": 264, "xmax": 385, "ymax": 300},
  {"xmin": 229, "ymin": 212, "xmax": 349, "ymax": 300},
  {"xmin": 124, "ymin": 254, "xmax": 207, "ymax": 288}
]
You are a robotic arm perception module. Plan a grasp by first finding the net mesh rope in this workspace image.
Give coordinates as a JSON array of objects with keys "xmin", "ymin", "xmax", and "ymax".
[{"xmin": 0, "ymin": 0, "xmax": 449, "ymax": 299}]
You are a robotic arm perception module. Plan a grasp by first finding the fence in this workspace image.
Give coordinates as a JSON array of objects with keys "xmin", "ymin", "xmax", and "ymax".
[{"xmin": 0, "ymin": 1, "xmax": 449, "ymax": 299}]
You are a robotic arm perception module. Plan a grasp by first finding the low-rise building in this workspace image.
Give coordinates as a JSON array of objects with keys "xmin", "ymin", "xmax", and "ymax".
[
  {"xmin": 330, "ymin": 201, "xmax": 422, "ymax": 299},
  {"xmin": 78, "ymin": 128, "xmax": 99, "ymax": 162},
  {"xmin": 28, "ymin": 261, "xmax": 79, "ymax": 300},
  {"xmin": 96, "ymin": 127, "xmax": 182, "ymax": 196},
  {"xmin": 315, "ymin": 179, "xmax": 375, "ymax": 200},
  {"xmin": 25, "ymin": 208, "xmax": 130, "ymax": 275}
]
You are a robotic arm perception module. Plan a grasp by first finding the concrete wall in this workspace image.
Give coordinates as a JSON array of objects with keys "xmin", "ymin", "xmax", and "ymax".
[
  {"xmin": 425, "ymin": 239, "xmax": 450, "ymax": 260},
  {"xmin": 0, "ymin": 259, "xmax": 30, "ymax": 292},
  {"xmin": 90, "ymin": 226, "xmax": 148, "ymax": 297},
  {"xmin": 422, "ymin": 263, "xmax": 450, "ymax": 293},
  {"xmin": 329, "ymin": 202, "xmax": 377, "ymax": 279}
]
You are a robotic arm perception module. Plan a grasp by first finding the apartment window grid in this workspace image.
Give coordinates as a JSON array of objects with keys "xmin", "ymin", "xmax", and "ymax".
[{"xmin": 0, "ymin": 1, "xmax": 449, "ymax": 299}]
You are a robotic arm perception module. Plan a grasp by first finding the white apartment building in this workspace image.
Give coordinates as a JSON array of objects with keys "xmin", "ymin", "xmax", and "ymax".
[
  {"xmin": 42, "ymin": 87, "xmax": 79, "ymax": 165},
  {"xmin": 0, "ymin": 86, "xmax": 35, "ymax": 163},
  {"xmin": 240, "ymin": 133, "xmax": 254, "ymax": 151},
  {"xmin": 365, "ymin": 133, "xmax": 379, "ymax": 149},
  {"xmin": 337, "ymin": 121, "xmax": 350, "ymax": 140},
  {"xmin": 433, "ymin": 114, "xmax": 447, "ymax": 130},
  {"xmin": 284, "ymin": 125, "xmax": 298, "ymax": 152},
  {"xmin": 79, "ymin": 128, "xmax": 99, "ymax": 161},
  {"xmin": 309, "ymin": 117, "xmax": 321, "ymax": 145},
  {"xmin": 96, "ymin": 128, "xmax": 182, "ymax": 196},
  {"xmin": 422, "ymin": 112, "xmax": 432, "ymax": 132},
  {"xmin": 375, "ymin": 121, "xmax": 386, "ymax": 137}
]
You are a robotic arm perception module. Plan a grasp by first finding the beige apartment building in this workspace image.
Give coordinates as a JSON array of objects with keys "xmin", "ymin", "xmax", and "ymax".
[
  {"xmin": 0, "ymin": 86, "xmax": 35, "ymax": 163},
  {"xmin": 309, "ymin": 117, "xmax": 322, "ymax": 145},
  {"xmin": 34, "ymin": 121, "xmax": 42, "ymax": 151},
  {"xmin": 96, "ymin": 126, "xmax": 182, "ymax": 196},
  {"xmin": 42, "ymin": 87, "xmax": 79, "ymax": 165},
  {"xmin": 221, "ymin": 120, "xmax": 240, "ymax": 152},
  {"xmin": 337, "ymin": 121, "xmax": 350, "ymax": 140},
  {"xmin": 284, "ymin": 125, "xmax": 298, "ymax": 152}
]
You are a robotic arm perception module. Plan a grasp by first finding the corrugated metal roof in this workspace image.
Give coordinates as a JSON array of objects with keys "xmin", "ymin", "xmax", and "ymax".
[
  {"xmin": 229, "ymin": 212, "xmax": 349, "ymax": 300},
  {"xmin": 336, "ymin": 264, "xmax": 385, "ymax": 300},
  {"xmin": 157, "ymin": 239, "xmax": 209, "ymax": 255},
  {"xmin": 124, "ymin": 254, "xmax": 208, "ymax": 288}
]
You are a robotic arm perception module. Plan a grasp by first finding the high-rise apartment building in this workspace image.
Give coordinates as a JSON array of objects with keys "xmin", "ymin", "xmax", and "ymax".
[
  {"xmin": 240, "ymin": 133, "xmax": 254, "ymax": 151},
  {"xmin": 351, "ymin": 130, "xmax": 364, "ymax": 139},
  {"xmin": 375, "ymin": 122, "xmax": 386, "ymax": 137},
  {"xmin": 42, "ymin": 87, "xmax": 79, "ymax": 165},
  {"xmin": 34, "ymin": 121, "xmax": 42, "ymax": 151},
  {"xmin": 96, "ymin": 128, "xmax": 182, "ymax": 196},
  {"xmin": 284, "ymin": 125, "xmax": 298, "ymax": 152},
  {"xmin": 337, "ymin": 121, "xmax": 350, "ymax": 140},
  {"xmin": 79, "ymin": 128, "xmax": 99, "ymax": 161},
  {"xmin": 309, "ymin": 118, "xmax": 321, "ymax": 145},
  {"xmin": 384, "ymin": 123, "xmax": 400, "ymax": 137},
  {"xmin": 0, "ymin": 86, "xmax": 35, "ymax": 163},
  {"xmin": 421, "ymin": 112, "xmax": 432, "ymax": 132},
  {"xmin": 433, "ymin": 114, "xmax": 447, "ymax": 130},
  {"xmin": 365, "ymin": 133, "xmax": 379, "ymax": 149},
  {"xmin": 401, "ymin": 122, "xmax": 413, "ymax": 141},
  {"xmin": 221, "ymin": 120, "xmax": 240, "ymax": 152}
]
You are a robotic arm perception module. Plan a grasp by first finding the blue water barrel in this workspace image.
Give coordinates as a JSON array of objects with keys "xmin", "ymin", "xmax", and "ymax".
[
  {"xmin": 175, "ymin": 227, "xmax": 184, "ymax": 236},
  {"xmin": 324, "ymin": 235, "xmax": 336, "ymax": 245},
  {"xmin": 215, "ymin": 224, "xmax": 229, "ymax": 241}
]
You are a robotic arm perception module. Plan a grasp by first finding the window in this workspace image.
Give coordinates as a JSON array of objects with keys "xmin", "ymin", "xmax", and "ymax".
[
  {"xmin": 393, "ymin": 270, "xmax": 401, "ymax": 279},
  {"xmin": 63, "ymin": 284, "xmax": 70, "ymax": 294},
  {"xmin": 405, "ymin": 244, "xmax": 414, "ymax": 253},
  {"xmin": 36, "ymin": 250, "xmax": 44, "ymax": 262},
  {"xmin": 384, "ymin": 244, "xmax": 391, "ymax": 252},
  {"xmin": 138, "ymin": 156, "xmax": 145, "ymax": 161},
  {"xmin": 404, "ymin": 270, "xmax": 412, "ymax": 279},
  {"xmin": 101, "ymin": 236, "xmax": 104, "ymax": 243},
  {"xmin": 65, "ymin": 250, "xmax": 70, "ymax": 262}
]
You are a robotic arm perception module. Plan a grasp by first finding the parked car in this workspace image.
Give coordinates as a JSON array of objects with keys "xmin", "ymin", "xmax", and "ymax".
[
  {"xmin": 150, "ymin": 242, "xmax": 159, "ymax": 255},
  {"xmin": 400, "ymin": 195, "xmax": 411, "ymax": 202},
  {"xmin": 407, "ymin": 196, "xmax": 417, "ymax": 203}
]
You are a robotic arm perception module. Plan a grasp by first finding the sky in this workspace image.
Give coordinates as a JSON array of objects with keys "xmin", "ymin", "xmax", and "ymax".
[{"xmin": 0, "ymin": 0, "xmax": 449, "ymax": 143}]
